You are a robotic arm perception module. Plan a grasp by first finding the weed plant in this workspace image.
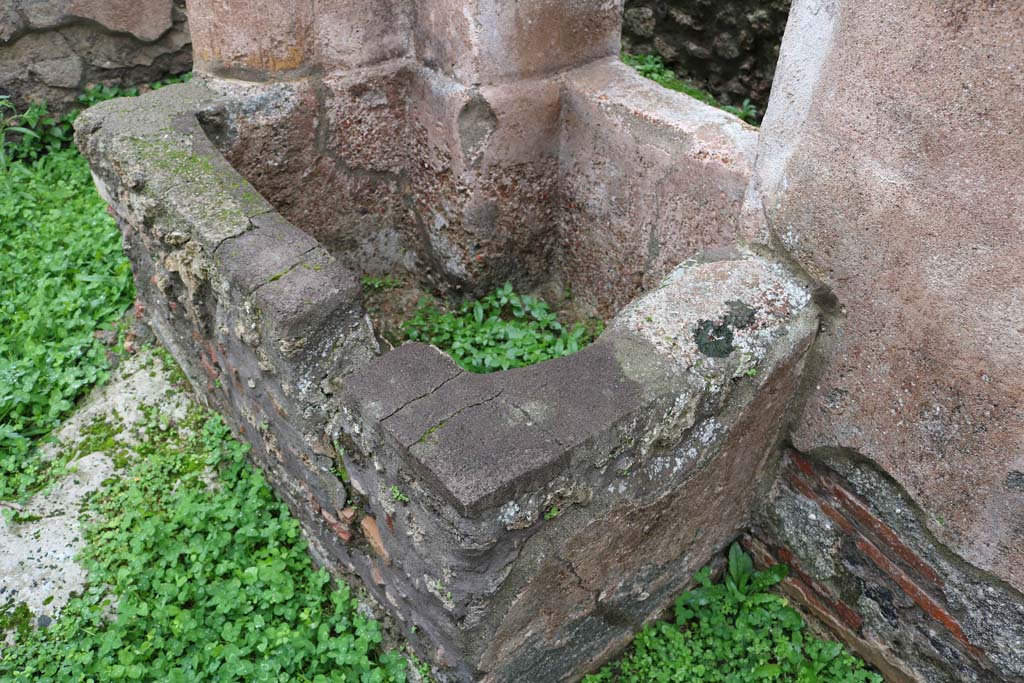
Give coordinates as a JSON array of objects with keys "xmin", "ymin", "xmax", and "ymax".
[
  {"xmin": 0, "ymin": 149, "xmax": 134, "ymax": 498},
  {"xmin": 0, "ymin": 411, "xmax": 408, "ymax": 682},
  {"xmin": 0, "ymin": 74, "xmax": 192, "ymax": 162},
  {"xmin": 621, "ymin": 53, "xmax": 759, "ymax": 125},
  {"xmin": 0, "ymin": 75, "xmax": 190, "ymax": 499},
  {"xmin": 403, "ymin": 283, "xmax": 602, "ymax": 373},
  {"xmin": 584, "ymin": 544, "xmax": 882, "ymax": 683}
]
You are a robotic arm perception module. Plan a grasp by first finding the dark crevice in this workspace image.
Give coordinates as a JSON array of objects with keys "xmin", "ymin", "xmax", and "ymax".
[
  {"xmin": 378, "ymin": 370, "xmax": 466, "ymax": 424},
  {"xmin": 408, "ymin": 390, "xmax": 506, "ymax": 445},
  {"xmin": 786, "ymin": 444, "xmax": 1024, "ymax": 605}
]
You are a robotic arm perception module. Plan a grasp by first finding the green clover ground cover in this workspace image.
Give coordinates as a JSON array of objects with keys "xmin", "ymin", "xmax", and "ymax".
[
  {"xmin": 584, "ymin": 544, "xmax": 882, "ymax": 683},
  {"xmin": 0, "ymin": 74, "xmax": 190, "ymax": 498},
  {"xmin": 402, "ymin": 282, "xmax": 602, "ymax": 373},
  {"xmin": 0, "ymin": 409, "xmax": 409, "ymax": 682},
  {"xmin": 0, "ymin": 148, "xmax": 134, "ymax": 498}
]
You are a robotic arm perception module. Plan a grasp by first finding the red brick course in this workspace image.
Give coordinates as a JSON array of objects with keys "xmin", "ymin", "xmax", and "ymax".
[{"xmin": 752, "ymin": 450, "xmax": 986, "ymax": 674}]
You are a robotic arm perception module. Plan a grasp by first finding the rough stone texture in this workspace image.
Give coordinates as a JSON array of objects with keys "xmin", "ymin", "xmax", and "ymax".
[
  {"xmin": 559, "ymin": 58, "xmax": 758, "ymax": 317},
  {"xmin": 76, "ymin": 77, "xmax": 819, "ymax": 680},
  {"xmin": 0, "ymin": 0, "xmax": 191, "ymax": 114},
  {"xmin": 186, "ymin": 0, "xmax": 313, "ymax": 77},
  {"xmin": 750, "ymin": 450, "xmax": 1024, "ymax": 683},
  {"xmin": 621, "ymin": 0, "xmax": 791, "ymax": 115},
  {"xmin": 74, "ymin": 80, "xmax": 380, "ymax": 619},
  {"xmin": 185, "ymin": 0, "xmax": 631, "ymax": 297},
  {"xmin": 313, "ymin": 0, "xmax": 411, "ymax": 70},
  {"xmin": 412, "ymin": 0, "xmax": 623, "ymax": 84},
  {"xmin": 744, "ymin": 0, "xmax": 1024, "ymax": 594},
  {"xmin": 209, "ymin": 59, "xmax": 754, "ymax": 304},
  {"xmin": 209, "ymin": 64, "xmax": 563, "ymax": 295},
  {"xmin": 405, "ymin": 66, "xmax": 565, "ymax": 293},
  {"xmin": 333, "ymin": 252, "xmax": 818, "ymax": 681},
  {"xmin": 188, "ymin": 0, "xmax": 411, "ymax": 78},
  {"xmin": 740, "ymin": 0, "xmax": 1024, "ymax": 679}
]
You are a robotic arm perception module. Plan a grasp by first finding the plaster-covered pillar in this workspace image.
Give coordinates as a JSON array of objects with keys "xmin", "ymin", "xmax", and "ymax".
[
  {"xmin": 186, "ymin": 0, "xmax": 315, "ymax": 78},
  {"xmin": 744, "ymin": 1, "xmax": 1024, "ymax": 679},
  {"xmin": 412, "ymin": 0, "xmax": 623, "ymax": 84}
]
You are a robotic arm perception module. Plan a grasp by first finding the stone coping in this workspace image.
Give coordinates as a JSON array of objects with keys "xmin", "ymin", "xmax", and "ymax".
[
  {"xmin": 339, "ymin": 253, "xmax": 815, "ymax": 516},
  {"xmin": 76, "ymin": 80, "xmax": 365, "ymax": 344}
]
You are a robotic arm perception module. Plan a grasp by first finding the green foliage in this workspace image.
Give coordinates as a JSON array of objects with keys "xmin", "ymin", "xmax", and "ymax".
[
  {"xmin": 584, "ymin": 543, "xmax": 883, "ymax": 683},
  {"xmin": 149, "ymin": 73, "xmax": 195, "ymax": 90},
  {"xmin": 621, "ymin": 53, "xmax": 760, "ymax": 125},
  {"xmin": 0, "ymin": 602, "xmax": 35, "ymax": 642},
  {"xmin": 543, "ymin": 506, "xmax": 561, "ymax": 521},
  {"xmin": 391, "ymin": 485, "xmax": 410, "ymax": 504},
  {"xmin": 0, "ymin": 74, "xmax": 193, "ymax": 497},
  {"xmin": 0, "ymin": 97, "xmax": 42, "ymax": 164},
  {"xmin": 0, "ymin": 149, "xmax": 134, "ymax": 499},
  {"xmin": 1, "ymin": 73, "xmax": 192, "ymax": 161},
  {"xmin": 361, "ymin": 275, "xmax": 402, "ymax": 291},
  {"xmin": 0, "ymin": 413, "xmax": 409, "ymax": 682},
  {"xmin": 403, "ymin": 283, "xmax": 602, "ymax": 373}
]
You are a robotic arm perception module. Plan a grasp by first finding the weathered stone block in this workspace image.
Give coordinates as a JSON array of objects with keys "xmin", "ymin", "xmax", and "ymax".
[
  {"xmin": 215, "ymin": 213, "xmax": 320, "ymax": 297},
  {"xmin": 412, "ymin": 0, "xmax": 623, "ymax": 84},
  {"xmin": 313, "ymin": 0, "xmax": 411, "ymax": 69},
  {"xmin": 68, "ymin": 0, "xmax": 174, "ymax": 42},
  {"xmin": 72, "ymin": 2, "xmax": 1024, "ymax": 681},
  {"xmin": 187, "ymin": 0, "xmax": 313, "ymax": 77},
  {"xmin": 331, "ymin": 252, "xmax": 817, "ymax": 680},
  {"xmin": 74, "ymin": 80, "xmax": 378, "ymax": 581},
  {"xmin": 0, "ymin": 0, "xmax": 191, "ymax": 115},
  {"xmin": 559, "ymin": 58, "xmax": 758, "ymax": 317},
  {"xmin": 75, "ymin": 21, "xmax": 813, "ymax": 682}
]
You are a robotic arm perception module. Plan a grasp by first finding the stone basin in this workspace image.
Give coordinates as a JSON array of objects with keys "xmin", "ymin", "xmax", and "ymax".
[{"xmin": 76, "ymin": 64, "xmax": 817, "ymax": 681}]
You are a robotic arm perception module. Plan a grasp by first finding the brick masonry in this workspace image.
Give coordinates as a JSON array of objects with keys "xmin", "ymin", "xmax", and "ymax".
[
  {"xmin": 75, "ymin": 78, "xmax": 818, "ymax": 682},
  {"xmin": 751, "ymin": 450, "xmax": 1024, "ymax": 683}
]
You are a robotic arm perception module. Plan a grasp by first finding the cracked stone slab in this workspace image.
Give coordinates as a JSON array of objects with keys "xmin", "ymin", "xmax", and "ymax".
[
  {"xmin": 331, "ymin": 251, "xmax": 818, "ymax": 681},
  {"xmin": 340, "ymin": 250, "xmax": 817, "ymax": 516},
  {"xmin": 0, "ymin": 452, "xmax": 113, "ymax": 630}
]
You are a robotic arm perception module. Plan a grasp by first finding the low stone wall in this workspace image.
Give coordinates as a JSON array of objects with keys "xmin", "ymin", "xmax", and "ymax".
[
  {"xmin": 621, "ymin": 0, "xmax": 790, "ymax": 114},
  {"xmin": 0, "ymin": 0, "xmax": 191, "ymax": 113},
  {"xmin": 334, "ymin": 254, "xmax": 816, "ymax": 682},
  {"xmin": 75, "ymin": 77, "xmax": 818, "ymax": 681}
]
